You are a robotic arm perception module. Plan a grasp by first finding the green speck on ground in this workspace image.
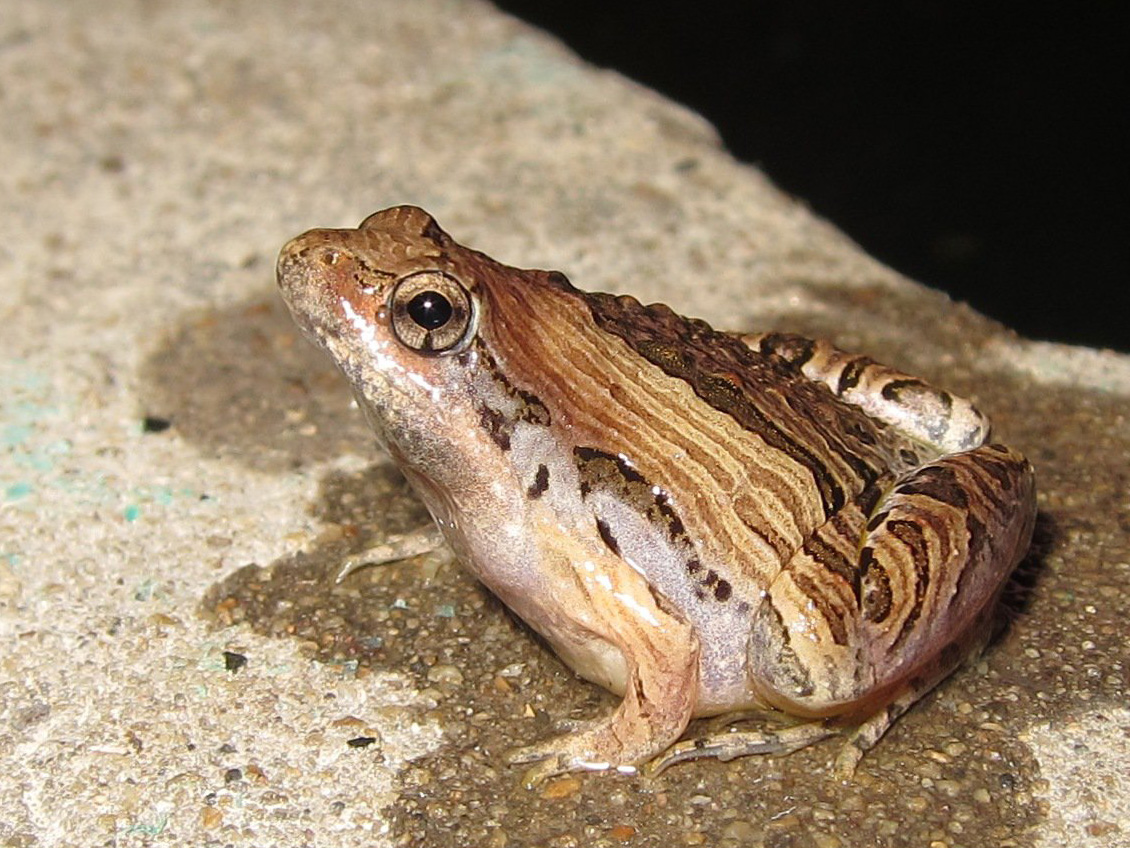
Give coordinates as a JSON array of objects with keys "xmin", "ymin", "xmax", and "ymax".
[{"xmin": 5, "ymin": 481, "xmax": 33, "ymax": 501}]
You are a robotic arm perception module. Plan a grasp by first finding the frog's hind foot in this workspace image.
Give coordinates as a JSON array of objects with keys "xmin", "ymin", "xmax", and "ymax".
[
  {"xmin": 831, "ymin": 690, "xmax": 920, "ymax": 779},
  {"xmin": 645, "ymin": 720, "xmax": 836, "ymax": 777}
]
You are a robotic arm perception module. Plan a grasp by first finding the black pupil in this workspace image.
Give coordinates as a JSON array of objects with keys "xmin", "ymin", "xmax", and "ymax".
[{"xmin": 406, "ymin": 291, "xmax": 453, "ymax": 330}]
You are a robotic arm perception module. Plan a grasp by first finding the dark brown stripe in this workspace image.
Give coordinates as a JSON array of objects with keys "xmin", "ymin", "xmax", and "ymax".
[
  {"xmin": 791, "ymin": 570, "xmax": 849, "ymax": 646},
  {"xmin": 420, "ymin": 215, "xmax": 450, "ymax": 246},
  {"xmin": 527, "ymin": 464, "xmax": 549, "ymax": 499},
  {"xmin": 845, "ymin": 420, "xmax": 880, "ymax": 447},
  {"xmin": 573, "ymin": 445, "xmax": 690, "ymax": 545},
  {"xmin": 857, "ymin": 479, "xmax": 885, "ymax": 518},
  {"xmin": 584, "ymin": 293, "xmax": 851, "ymax": 518},
  {"xmin": 476, "ymin": 343, "xmax": 552, "ymax": 427},
  {"xmin": 573, "ymin": 445, "xmax": 740, "ymax": 606},
  {"xmin": 478, "ymin": 405, "xmax": 510, "ymax": 451},
  {"xmin": 952, "ymin": 513, "xmax": 985, "ymax": 607},
  {"xmin": 887, "ymin": 519, "xmax": 931, "ymax": 650},
  {"xmin": 595, "ymin": 518, "xmax": 621, "ymax": 557},
  {"xmin": 472, "ymin": 341, "xmax": 552, "ymax": 453},
  {"xmin": 350, "ymin": 256, "xmax": 398, "ymax": 288},
  {"xmin": 837, "ymin": 356, "xmax": 873, "ymax": 393},
  {"xmin": 978, "ymin": 449, "xmax": 1018, "ymax": 493},
  {"xmin": 803, "ymin": 534, "xmax": 860, "ymax": 603},
  {"xmin": 860, "ymin": 546, "xmax": 892, "ymax": 622},
  {"xmin": 895, "ymin": 464, "xmax": 969, "ymax": 509},
  {"xmin": 758, "ymin": 332, "xmax": 816, "ymax": 367},
  {"xmin": 734, "ymin": 500, "xmax": 791, "ymax": 562}
]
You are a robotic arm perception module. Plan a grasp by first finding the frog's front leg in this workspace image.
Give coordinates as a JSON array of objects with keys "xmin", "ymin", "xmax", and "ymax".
[
  {"xmin": 655, "ymin": 442, "xmax": 1035, "ymax": 776},
  {"xmin": 506, "ymin": 530, "xmax": 700, "ymax": 785},
  {"xmin": 334, "ymin": 524, "xmax": 446, "ymax": 583}
]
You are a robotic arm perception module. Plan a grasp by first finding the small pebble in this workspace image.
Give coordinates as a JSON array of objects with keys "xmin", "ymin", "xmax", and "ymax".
[
  {"xmin": 608, "ymin": 824, "xmax": 636, "ymax": 841},
  {"xmin": 539, "ymin": 776, "xmax": 582, "ymax": 800},
  {"xmin": 200, "ymin": 807, "xmax": 222, "ymax": 829}
]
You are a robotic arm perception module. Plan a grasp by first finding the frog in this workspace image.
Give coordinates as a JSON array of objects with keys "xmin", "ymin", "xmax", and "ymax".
[{"xmin": 276, "ymin": 205, "xmax": 1036, "ymax": 784}]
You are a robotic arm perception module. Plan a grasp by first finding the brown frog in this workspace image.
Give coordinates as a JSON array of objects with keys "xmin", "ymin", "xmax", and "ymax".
[{"xmin": 276, "ymin": 206, "xmax": 1036, "ymax": 784}]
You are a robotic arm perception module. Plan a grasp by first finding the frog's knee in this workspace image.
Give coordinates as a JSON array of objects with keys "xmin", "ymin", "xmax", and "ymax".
[
  {"xmin": 859, "ymin": 444, "xmax": 1035, "ymax": 677},
  {"xmin": 746, "ymin": 595, "xmax": 871, "ymax": 715}
]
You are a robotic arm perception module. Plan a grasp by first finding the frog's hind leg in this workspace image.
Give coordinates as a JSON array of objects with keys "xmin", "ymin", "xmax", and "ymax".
[
  {"xmin": 658, "ymin": 443, "xmax": 1035, "ymax": 777},
  {"xmin": 762, "ymin": 443, "xmax": 1034, "ymax": 771},
  {"xmin": 831, "ymin": 587, "xmax": 999, "ymax": 778},
  {"xmin": 852, "ymin": 443, "xmax": 1035, "ymax": 697}
]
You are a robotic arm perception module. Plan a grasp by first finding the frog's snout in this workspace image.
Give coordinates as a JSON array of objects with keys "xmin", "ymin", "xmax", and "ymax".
[
  {"xmin": 277, "ymin": 229, "xmax": 340, "ymax": 297},
  {"xmin": 275, "ymin": 229, "xmax": 360, "ymax": 340}
]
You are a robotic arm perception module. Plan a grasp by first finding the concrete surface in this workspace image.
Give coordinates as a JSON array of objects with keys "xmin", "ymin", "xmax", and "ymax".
[{"xmin": 1, "ymin": 2, "xmax": 1127, "ymax": 846}]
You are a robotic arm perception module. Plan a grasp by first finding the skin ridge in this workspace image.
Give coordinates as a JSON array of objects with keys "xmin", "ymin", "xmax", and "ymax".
[
  {"xmin": 580, "ymin": 290, "xmax": 894, "ymax": 519},
  {"xmin": 478, "ymin": 273, "xmax": 800, "ymax": 599}
]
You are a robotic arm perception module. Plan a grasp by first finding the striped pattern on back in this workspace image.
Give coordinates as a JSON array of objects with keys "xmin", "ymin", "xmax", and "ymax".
[{"xmin": 470, "ymin": 264, "xmax": 908, "ymax": 595}]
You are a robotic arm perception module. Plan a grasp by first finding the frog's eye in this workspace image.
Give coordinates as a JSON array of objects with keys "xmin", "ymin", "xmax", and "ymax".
[{"xmin": 389, "ymin": 271, "xmax": 475, "ymax": 354}]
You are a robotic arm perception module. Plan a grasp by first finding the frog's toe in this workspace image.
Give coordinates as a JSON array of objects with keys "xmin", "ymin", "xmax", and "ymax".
[
  {"xmin": 645, "ymin": 721, "xmax": 838, "ymax": 777},
  {"xmin": 507, "ymin": 735, "xmax": 641, "ymax": 787},
  {"xmin": 515, "ymin": 756, "xmax": 572, "ymax": 789},
  {"xmin": 506, "ymin": 744, "xmax": 591, "ymax": 789},
  {"xmin": 832, "ymin": 742, "xmax": 863, "ymax": 781},
  {"xmin": 505, "ymin": 740, "xmax": 557, "ymax": 767},
  {"xmin": 643, "ymin": 738, "xmax": 719, "ymax": 777},
  {"xmin": 505, "ymin": 716, "xmax": 599, "ymax": 764}
]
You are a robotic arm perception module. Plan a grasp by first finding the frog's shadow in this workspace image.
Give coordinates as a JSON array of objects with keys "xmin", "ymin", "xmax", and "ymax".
[
  {"xmin": 136, "ymin": 291, "xmax": 564, "ymax": 702},
  {"xmin": 995, "ymin": 510, "xmax": 1055, "ymax": 628},
  {"xmin": 138, "ymin": 292, "xmax": 372, "ymax": 475},
  {"xmin": 197, "ymin": 459, "xmax": 522, "ymax": 679}
]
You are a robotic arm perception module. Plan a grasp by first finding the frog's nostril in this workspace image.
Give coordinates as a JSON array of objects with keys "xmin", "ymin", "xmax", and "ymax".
[{"xmin": 319, "ymin": 249, "xmax": 341, "ymax": 267}]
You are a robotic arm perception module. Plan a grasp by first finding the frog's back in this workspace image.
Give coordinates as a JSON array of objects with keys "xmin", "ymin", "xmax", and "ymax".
[{"xmin": 475, "ymin": 273, "xmax": 901, "ymax": 566}]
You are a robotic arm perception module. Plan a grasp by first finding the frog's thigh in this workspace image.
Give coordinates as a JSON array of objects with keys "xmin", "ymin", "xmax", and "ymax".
[
  {"xmin": 679, "ymin": 445, "xmax": 1035, "ymax": 771},
  {"xmin": 856, "ymin": 443, "xmax": 1034, "ymax": 686},
  {"xmin": 758, "ymin": 444, "xmax": 1034, "ymax": 706}
]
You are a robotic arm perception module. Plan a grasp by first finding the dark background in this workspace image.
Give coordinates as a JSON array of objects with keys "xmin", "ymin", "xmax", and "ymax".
[{"xmin": 493, "ymin": 3, "xmax": 1128, "ymax": 352}]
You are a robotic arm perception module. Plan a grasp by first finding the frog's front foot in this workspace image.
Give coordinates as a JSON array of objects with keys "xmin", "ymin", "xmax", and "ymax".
[
  {"xmin": 508, "ymin": 749, "xmax": 610, "ymax": 788},
  {"xmin": 505, "ymin": 720, "xmax": 655, "ymax": 787},
  {"xmin": 334, "ymin": 524, "xmax": 447, "ymax": 583},
  {"xmin": 507, "ymin": 741, "xmax": 640, "ymax": 788}
]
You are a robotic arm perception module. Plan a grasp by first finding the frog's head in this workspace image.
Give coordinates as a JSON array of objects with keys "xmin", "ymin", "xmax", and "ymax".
[{"xmin": 276, "ymin": 205, "xmax": 580, "ymax": 474}]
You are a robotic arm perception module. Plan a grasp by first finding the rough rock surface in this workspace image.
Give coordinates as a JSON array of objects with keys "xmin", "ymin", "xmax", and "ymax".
[{"xmin": 2, "ymin": 2, "xmax": 1127, "ymax": 846}]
